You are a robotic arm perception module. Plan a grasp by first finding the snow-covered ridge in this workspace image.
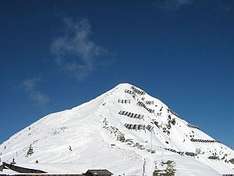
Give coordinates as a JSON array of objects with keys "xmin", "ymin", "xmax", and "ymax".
[{"xmin": 0, "ymin": 83, "xmax": 233, "ymax": 175}]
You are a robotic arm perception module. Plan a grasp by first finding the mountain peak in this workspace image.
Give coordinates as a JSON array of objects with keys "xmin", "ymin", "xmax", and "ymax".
[
  {"xmin": 0, "ymin": 83, "xmax": 233, "ymax": 175},
  {"xmin": 114, "ymin": 82, "xmax": 139, "ymax": 90}
]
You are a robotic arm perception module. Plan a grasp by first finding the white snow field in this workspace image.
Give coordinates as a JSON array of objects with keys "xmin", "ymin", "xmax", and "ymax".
[{"xmin": 0, "ymin": 83, "xmax": 233, "ymax": 175}]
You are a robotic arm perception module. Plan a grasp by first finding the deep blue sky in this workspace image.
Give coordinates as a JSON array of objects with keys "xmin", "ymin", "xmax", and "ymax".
[{"xmin": 0, "ymin": 0, "xmax": 233, "ymax": 148}]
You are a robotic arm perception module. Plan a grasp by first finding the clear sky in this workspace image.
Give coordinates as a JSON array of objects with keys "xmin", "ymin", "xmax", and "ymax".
[{"xmin": 0, "ymin": 0, "xmax": 233, "ymax": 148}]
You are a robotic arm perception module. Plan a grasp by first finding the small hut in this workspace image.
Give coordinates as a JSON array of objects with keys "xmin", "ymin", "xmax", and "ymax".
[
  {"xmin": 229, "ymin": 158, "xmax": 234, "ymax": 164},
  {"xmin": 1, "ymin": 162, "xmax": 46, "ymax": 173},
  {"xmin": 85, "ymin": 169, "xmax": 113, "ymax": 176}
]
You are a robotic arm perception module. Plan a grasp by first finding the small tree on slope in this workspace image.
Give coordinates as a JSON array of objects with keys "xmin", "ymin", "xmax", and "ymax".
[
  {"xmin": 165, "ymin": 160, "xmax": 176, "ymax": 176},
  {"xmin": 26, "ymin": 144, "xmax": 34, "ymax": 157}
]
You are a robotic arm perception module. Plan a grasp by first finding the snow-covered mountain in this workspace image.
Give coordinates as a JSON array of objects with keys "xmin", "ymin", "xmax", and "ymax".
[{"xmin": 0, "ymin": 83, "xmax": 233, "ymax": 175}]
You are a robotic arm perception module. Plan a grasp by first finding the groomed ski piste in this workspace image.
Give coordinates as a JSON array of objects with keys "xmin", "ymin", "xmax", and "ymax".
[{"xmin": 0, "ymin": 83, "xmax": 233, "ymax": 175}]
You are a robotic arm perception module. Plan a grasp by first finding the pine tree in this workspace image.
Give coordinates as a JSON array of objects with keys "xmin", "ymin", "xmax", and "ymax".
[
  {"xmin": 165, "ymin": 160, "xmax": 176, "ymax": 176},
  {"xmin": 26, "ymin": 145, "xmax": 34, "ymax": 157}
]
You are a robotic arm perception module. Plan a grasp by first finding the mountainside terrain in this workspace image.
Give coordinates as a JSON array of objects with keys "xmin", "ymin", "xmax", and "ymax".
[{"xmin": 0, "ymin": 83, "xmax": 234, "ymax": 175}]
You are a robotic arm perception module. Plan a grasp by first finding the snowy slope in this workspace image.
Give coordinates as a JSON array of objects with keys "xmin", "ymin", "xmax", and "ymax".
[{"xmin": 0, "ymin": 83, "xmax": 233, "ymax": 175}]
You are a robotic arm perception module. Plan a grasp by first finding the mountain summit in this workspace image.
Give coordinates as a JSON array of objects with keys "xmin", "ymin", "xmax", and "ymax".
[{"xmin": 0, "ymin": 83, "xmax": 233, "ymax": 175}]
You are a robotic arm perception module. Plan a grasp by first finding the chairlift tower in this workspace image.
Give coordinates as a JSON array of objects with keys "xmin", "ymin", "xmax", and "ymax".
[
  {"xmin": 150, "ymin": 129, "xmax": 152, "ymax": 152},
  {"xmin": 150, "ymin": 126, "xmax": 154, "ymax": 153},
  {"xmin": 142, "ymin": 158, "xmax": 146, "ymax": 176}
]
